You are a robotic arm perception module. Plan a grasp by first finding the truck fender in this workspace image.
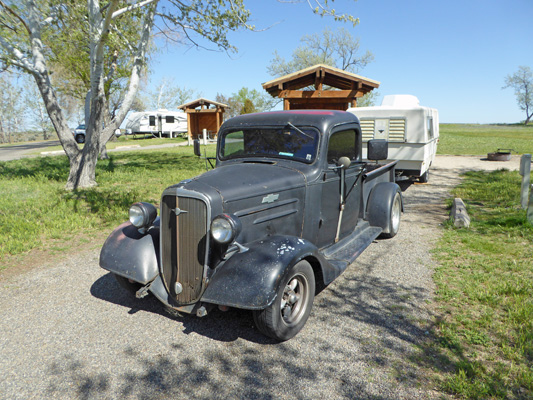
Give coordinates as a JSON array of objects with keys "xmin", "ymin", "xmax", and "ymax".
[
  {"xmin": 201, "ymin": 236, "xmax": 322, "ymax": 310},
  {"xmin": 99, "ymin": 218, "xmax": 160, "ymax": 284},
  {"xmin": 365, "ymin": 182, "xmax": 403, "ymax": 234}
]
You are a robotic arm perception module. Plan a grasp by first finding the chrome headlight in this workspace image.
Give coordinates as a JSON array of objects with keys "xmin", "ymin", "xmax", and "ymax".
[
  {"xmin": 210, "ymin": 214, "xmax": 241, "ymax": 244},
  {"xmin": 129, "ymin": 202, "xmax": 157, "ymax": 231}
]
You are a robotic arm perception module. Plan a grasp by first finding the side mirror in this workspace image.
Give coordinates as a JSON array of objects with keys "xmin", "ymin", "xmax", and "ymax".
[
  {"xmin": 367, "ymin": 139, "xmax": 388, "ymax": 161},
  {"xmin": 337, "ymin": 156, "xmax": 351, "ymax": 170},
  {"xmin": 193, "ymin": 139, "xmax": 201, "ymax": 157}
]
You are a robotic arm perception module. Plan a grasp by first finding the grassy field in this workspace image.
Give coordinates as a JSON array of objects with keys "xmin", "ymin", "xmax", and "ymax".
[
  {"xmin": 0, "ymin": 146, "xmax": 209, "ymax": 269},
  {"xmin": 438, "ymin": 124, "xmax": 533, "ymax": 155},
  {"xmin": 431, "ymin": 170, "xmax": 533, "ymax": 399}
]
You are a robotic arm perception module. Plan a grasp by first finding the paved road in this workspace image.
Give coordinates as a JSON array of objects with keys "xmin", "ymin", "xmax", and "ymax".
[
  {"xmin": 0, "ymin": 140, "xmax": 61, "ymax": 161},
  {"xmin": 0, "ymin": 155, "xmax": 520, "ymax": 399}
]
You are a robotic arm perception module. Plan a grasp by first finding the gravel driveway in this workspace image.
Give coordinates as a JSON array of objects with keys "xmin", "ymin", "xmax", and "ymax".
[{"xmin": 0, "ymin": 155, "xmax": 521, "ymax": 400}]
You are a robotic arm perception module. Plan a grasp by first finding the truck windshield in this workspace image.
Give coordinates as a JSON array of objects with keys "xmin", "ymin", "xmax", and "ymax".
[{"xmin": 219, "ymin": 126, "xmax": 319, "ymax": 163}]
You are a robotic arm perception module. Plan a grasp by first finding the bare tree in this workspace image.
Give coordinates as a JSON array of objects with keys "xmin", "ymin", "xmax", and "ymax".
[
  {"xmin": 268, "ymin": 27, "xmax": 374, "ymax": 77},
  {"xmin": 0, "ymin": 73, "xmax": 25, "ymax": 143},
  {"xmin": 503, "ymin": 66, "xmax": 533, "ymax": 125},
  {"xmin": 267, "ymin": 27, "xmax": 378, "ymax": 106},
  {"xmin": 23, "ymin": 77, "xmax": 54, "ymax": 140},
  {"xmin": 145, "ymin": 77, "xmax": 201, "ymax": 110}
]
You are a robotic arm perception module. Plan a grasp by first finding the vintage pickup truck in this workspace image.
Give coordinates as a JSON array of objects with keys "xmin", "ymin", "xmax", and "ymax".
[{"xmin": 100, "ymin": 110, "xmax": 402, "ymax": 341}]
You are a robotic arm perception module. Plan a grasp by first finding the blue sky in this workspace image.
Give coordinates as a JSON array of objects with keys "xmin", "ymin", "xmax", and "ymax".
[{"xmin": 151, "ymin": 0, "xmax": 533, "ymax": 124}]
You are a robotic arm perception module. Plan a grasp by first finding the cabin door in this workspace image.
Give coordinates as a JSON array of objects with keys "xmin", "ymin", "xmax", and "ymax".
[{"xmin": 316, "ymin": 129, "xmax": 363, "ymax": 249}]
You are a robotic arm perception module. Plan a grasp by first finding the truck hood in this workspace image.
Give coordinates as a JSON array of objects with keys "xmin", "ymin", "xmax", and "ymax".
[{"xmin": 191, "ymin": 162, "xmax": 306, "ymax": 203}]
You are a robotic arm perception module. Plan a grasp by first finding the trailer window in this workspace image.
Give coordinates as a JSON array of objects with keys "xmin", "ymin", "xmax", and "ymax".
[
  {"xmin": 327, "ymin": 130, "xmax": 358, "ymax": 164},
  {"xmin": 166, "ymin": 116, "xmax": 174, "ymax": 123},
  {"xmin": 427, "ymin": 117, "xmax": 434, "ymax": 139},
  {"xmin": 149, "ymin": 116, "xmax": 156, "ymax": 126}
]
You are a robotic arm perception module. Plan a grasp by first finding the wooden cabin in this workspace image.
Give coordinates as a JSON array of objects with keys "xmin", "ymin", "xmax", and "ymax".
[
  {"xmin": 178, "ymin": 98, "xmax": 228, "ymax": 140},
  {"xmin": 262, "ymin": 64, "xmax": 380, "ymax": 110}
]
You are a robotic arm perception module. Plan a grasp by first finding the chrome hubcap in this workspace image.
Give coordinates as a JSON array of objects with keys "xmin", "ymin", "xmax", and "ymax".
[{"xmin": 280, "ymin": 275, "xmax": 307, "ymax": 324}]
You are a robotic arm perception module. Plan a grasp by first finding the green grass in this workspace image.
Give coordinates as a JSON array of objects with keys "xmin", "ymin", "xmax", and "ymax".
[
  {"xmin": 431, "ymin": 170, "xmax": 533, "ymax": 399},
  {"xmin": 0, "ymin": 146, "xmax": 211, "ymax": 269},
  {"xmin": 438, "ymin": 124, "xmax": 533, "ymax": 155}
]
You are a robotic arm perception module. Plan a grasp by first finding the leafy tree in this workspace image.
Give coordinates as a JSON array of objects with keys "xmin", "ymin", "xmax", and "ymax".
[
  {"xmin": 0, "ymin": 0, "xmax": 358, "ymax": 189},
  {"xmin": 503, "ymin": 66, "xmax": 533, "ymax": 125},
  {"xmin": 217, "ymin": 87, "xmax": 277, "ymax": 119},
  {"xmin": 241, "ymin": 98, "xmax": 256, "ymax": 114}
]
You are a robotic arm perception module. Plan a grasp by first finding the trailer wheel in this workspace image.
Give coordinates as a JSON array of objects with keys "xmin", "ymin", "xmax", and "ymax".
[
  {"xmin": 381, "ymin": 191, "xmax": 402, "ymax": 238},
  {"xmin": 419, "ymin": 170, "xmax": 429, "ymax": 183},
  {"xmin": 253, "ymin": 260, "xmax": 315, "ymax": 341},
  {"xmin": 75, "ymin": 134, "xmax": 85, "ymax": 144}
]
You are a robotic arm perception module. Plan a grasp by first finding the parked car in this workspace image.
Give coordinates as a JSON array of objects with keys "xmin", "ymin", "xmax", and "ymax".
[
  {"xmin": 73, "ymin": 124, "xmax": 86, "ymax": 143},
  {"xmin": 72, "ymin": 125, "xmax": 122, "ymax": 143},
  {"xmin": 100, "ymin": 110, "xmax": 402, "ymax": 341}
]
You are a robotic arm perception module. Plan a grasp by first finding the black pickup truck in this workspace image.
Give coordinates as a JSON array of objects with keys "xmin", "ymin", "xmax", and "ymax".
[{"xmin": 100, "ymin": 110, "xmax": 402, "ymax": 341}]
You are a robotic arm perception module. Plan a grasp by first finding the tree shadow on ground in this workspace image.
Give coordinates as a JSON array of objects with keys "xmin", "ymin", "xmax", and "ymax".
[
  {"xmin": 90, "ymin": 273, "xmax": 274, "ymax": 345},
  {"xmin": 83, "ymin": 263, "xmax": 457, "ymax": 399}
]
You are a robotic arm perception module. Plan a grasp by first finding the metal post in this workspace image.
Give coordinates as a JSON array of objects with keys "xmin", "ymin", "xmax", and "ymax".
[
  {"xmin": 520, "ymin": 154, "xmax": 532, "ymax": 209},
  {"xmin": 527, "ymin": 185, "xmax": 533, "ymax": 225}
]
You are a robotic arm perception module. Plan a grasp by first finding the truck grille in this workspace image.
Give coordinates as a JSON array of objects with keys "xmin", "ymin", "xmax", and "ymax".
[{"xmin": 161, "ymin": 194, "xmax": 208, "ymax": 304}]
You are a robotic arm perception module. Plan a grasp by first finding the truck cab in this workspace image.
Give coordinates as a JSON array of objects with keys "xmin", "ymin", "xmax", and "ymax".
[{"xmin": 100, "ymin": 110, "xmax": 402, "ymax": 341}]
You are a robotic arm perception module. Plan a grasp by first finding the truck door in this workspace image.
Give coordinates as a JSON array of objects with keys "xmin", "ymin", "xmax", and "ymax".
[{"xmin": 316, "ymin": 128, "xmax": 364, "ymax": 249}]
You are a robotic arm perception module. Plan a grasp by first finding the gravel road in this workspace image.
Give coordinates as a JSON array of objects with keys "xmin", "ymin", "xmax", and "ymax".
[{"xmin": 0, "ymin": 155, "xmax": 522, "ymax": 400}]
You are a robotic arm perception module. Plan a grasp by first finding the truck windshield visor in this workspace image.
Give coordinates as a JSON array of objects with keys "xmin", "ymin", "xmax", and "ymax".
[{"xmin": 219, "ymin": 126, "xmax": 319, "ymax": 163}]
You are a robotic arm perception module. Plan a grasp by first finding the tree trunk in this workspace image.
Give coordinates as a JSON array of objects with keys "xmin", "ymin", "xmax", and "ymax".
[
  {"xmin": 100, "ymin": 145, "xmax": 109, "ymax": 160},
  {"xmin": 0, "ymin": 119, "xmax": 5, "ymax": 143}
]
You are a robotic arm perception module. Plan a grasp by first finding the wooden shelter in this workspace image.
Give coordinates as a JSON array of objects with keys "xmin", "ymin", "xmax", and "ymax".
[
  {"xmin": 262, "ymin": 64, "xmax": 380, "ymax": 110},
  {"xmin": 178, "ymin": 98, "xmax": 228, "ymax": 140}
]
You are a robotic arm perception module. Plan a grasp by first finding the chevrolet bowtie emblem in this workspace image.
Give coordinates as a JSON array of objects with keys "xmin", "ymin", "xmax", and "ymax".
[
  {"xmin": 262, "ymin": 194, "xmax": 279, "ymax": 204},
  {"xmin": 172, "ymin": 208, "xmax": 188, "ymax": 215}
]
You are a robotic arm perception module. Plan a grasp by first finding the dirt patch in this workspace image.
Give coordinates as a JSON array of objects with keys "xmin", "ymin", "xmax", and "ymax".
[{"xmin": 0, "ymin": 232, "xmax": 109, "ymax": 282}]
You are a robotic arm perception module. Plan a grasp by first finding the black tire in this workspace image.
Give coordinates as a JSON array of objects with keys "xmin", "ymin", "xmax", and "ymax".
[
  {"xmin": 113, "ymin": 273, "xmax": 143, "ymax": 295},
  {"xmin": 253, "ymin": 260, "xmax": 315, "ymax": 341},
  {"xmin": 380, "ymin": 191, "xmax": 401, "ymax": 239},
  {"xmin": 75, "ymin": 134, "xmax": 85, "ymax": 144},
  {"xmin": 419, "ymin": 170, "xmax": 429, "ymax": 183}
]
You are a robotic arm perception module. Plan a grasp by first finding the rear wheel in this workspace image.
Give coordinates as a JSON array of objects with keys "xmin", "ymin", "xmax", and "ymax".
[
  {"xmin": 253, "ymin": 260, "xmax": 315, "ymax": 341},
  {"xmin": 419, "ymin": 170, "xmax": 429, "ymax": 183},
  {"xmin": 381, "ymin": 191, "xmax": 401, "ymax": 238},
  {"xmin": 113, "ymin": 273, "xmax": 143, "ymax": 295}
]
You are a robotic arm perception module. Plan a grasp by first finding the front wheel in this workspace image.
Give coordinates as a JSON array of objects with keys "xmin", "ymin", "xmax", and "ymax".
[
  {"xmin": 253, "ymin": 260, "xmax": 315, "ymax": 341},
  {"xmin": 113, "ymin": 273, "xmax": 143, "ymax": 295}
]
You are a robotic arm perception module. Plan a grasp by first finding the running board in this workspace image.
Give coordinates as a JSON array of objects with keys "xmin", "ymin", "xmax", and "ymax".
[{"xmin": 320, "ymin": 221, "xmax": 382, "ymax": 281}]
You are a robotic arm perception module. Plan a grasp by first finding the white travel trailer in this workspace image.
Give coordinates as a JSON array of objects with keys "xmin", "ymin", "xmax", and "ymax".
[
  {"xmin": 348, "ymin": 95, "xmax": 439, "ymax": 182},
  {"xmin": 125, "ymin": 110, "xmax": 188, "ymax": 138}
]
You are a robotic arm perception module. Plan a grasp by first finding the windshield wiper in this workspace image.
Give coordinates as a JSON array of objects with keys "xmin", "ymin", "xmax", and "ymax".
[{"xmin": 286, "ymin": 122, "xmax": 314, "ymax": 139}]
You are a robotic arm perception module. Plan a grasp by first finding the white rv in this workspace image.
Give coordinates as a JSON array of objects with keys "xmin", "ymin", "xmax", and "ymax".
[
  {"xmin": 125, "ymin": 110, "xmax": 188, "ymax": 138},
  {"xmin": 348, "ymin": 95, "xmax": 439, "ymax": 182}
]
